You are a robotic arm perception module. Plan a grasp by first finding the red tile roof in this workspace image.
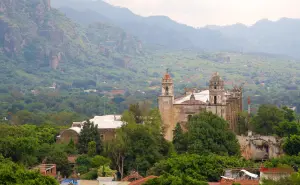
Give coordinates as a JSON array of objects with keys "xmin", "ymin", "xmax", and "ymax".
[
  {"xmin": 68, "ymin": 156, "xmax": 78, "ymax": 163},
  {"xmin": 128, "ymin": 176, "xmax": 158, "ymax": 185},
  {"xmin": 208, "ymin": 183, "xmax": 220, "ymax": 185},
  {"xmin": 110, "ymin": 89, "xmax": 126, "ymax": 95}
]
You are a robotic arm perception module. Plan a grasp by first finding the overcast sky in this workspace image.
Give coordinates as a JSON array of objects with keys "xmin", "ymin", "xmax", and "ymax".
[{"xmin": 105, "ymin": 0, "xmax": 300, "ymax": 27}]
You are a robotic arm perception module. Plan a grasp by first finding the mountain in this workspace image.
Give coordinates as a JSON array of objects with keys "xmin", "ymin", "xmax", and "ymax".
[
  {"xmin": 53, "ymin": 0, "xmax": 235, "ymax": 51},
  {"xmin": 53, "ymin": 0, "xmax": 300, "ymax": 58},
  {"xmin": 0, "ymin": 0, "xmax": 144, "ymax": 90},
  {"xmin": 207, "ymin": 18, "xmax": 300, "ymax": 58}
]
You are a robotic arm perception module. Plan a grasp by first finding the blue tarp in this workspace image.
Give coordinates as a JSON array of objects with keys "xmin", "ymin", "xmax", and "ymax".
[{"xmin": 60, "ymin": 179, "xmax": 78, "ymax": 185}]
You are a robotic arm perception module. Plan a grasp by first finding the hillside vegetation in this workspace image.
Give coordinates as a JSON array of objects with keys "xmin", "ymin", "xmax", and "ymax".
[
  {"xmin": 0, "ymin": 0, "xmax": 144, "ymax": 91},
  {"xmin": 1, "ymin": 0, "xmax": 300, "ymax": 117}
]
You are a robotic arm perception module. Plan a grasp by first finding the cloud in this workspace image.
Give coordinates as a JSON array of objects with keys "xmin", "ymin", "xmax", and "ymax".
[{"xmin": 105, "ymin": 0, "xmax": 300, "ymax": 27}]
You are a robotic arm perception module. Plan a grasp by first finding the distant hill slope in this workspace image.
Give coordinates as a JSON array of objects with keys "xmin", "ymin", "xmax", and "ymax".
[
  {"xmin": 53, "ymin": 0, "xmax": 234, "ymax": 51},
  {"xmin": 0, "ymin": 0, "xmax": 144, "ymax": 90},
  {"xmin": 53, "ymin": 0, "xmax": 300, "ymax": 58},
  {"xmin": 206, "ymin": 18, "xmax": 300, "ymax": 58}
]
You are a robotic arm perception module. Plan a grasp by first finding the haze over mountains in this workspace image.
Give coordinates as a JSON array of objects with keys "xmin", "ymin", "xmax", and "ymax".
[{"xmin": 52, "ymin": 0, "xmax": 300, "ymax": 58}]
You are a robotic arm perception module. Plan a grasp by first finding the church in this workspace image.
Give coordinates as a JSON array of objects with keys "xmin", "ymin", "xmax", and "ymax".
[{"xmin": 158, "ymin": 71, "xmax": 243, "ymax": 141}]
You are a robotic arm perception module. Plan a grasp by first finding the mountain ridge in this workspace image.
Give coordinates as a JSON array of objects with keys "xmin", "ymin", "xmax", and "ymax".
[{"xmin": 53, "ymin": 0, "xmax": 300, "ymax": 58}]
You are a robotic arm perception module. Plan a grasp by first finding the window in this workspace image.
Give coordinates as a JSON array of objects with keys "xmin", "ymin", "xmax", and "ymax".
[
  {"xmin": 165, "ymin": 86, "xmax": 169, "ymax": 95},
  {"xmin": 214, "ymin": 86, "xmax": 217, "ymax": 89},
  {"xmin": 188, "ymin": 115, "xmax": 192, "ymax": 121},
  {"xmin": 214, "ymin": 96, "xmax": 217, "ymax": 104},
  {"xmin": 100, "ymin": 134, "xmax": 104, "ymax": 140}
]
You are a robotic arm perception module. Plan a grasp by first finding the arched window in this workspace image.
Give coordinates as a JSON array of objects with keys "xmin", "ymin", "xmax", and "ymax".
[
  {"xmin": 214, "ymin": 96, "xmax": 217, "ymax": 104},
  {"xmin": 165, "ymin": 86, "xmax": 169, "ymax": 95}
]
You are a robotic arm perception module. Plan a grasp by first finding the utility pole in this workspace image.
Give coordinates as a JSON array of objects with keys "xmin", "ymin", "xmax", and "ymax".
[{"xmin": 247, "ymin": 96, "xmax": 251, "ymax": 132}]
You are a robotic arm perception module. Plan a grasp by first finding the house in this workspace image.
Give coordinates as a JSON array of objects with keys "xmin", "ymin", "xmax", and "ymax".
[
  {"xmin": 220, "ymin": 168, "xmax": 260, "ymax": 185},
  {"xmin": 57, "ymin": 115, "xmax": 124, "ymax": 144},
  {"xmin": 32, "ymin": 164, "xmax": 57, "ymax": 177},
  {"xmin": 110, "ymin": 89, "xmax": 126, "ymax": 96},
  {"xmin": 259, "ymin": 167, "xmax": 294, "ymax": 183},
  {"xmin": 219, "ymin": 167, "xmax": 294, "ymax": 185},
  {"xmin": 128, "ymin": 176, "xmax": 158, "ymax": 185}
]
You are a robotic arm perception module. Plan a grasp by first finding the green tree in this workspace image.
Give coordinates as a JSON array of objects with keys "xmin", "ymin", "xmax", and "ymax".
[
  {"xmin": 78, "ymin": 120, "xmax": 102, "ymax": 154},
  {"xmin": 65, "ymin": 138, "xmax": 77, "ymax": 155},
  {"xmin": 173, "ymin": 123, "xmax": 187, "ymax": 154},
  {"xmin": 147, "ymin": 154, "xmax": 255, "ymax": 182},
  {"xmin": 144, "ymin": 174, "xmax": 209, "ymax": 185},
  {"xmin": 282, "ymin": 106, "xmax": 296, "ymax": 122},
  {"xmin": 187, "ymin": 111, "xmax": 240, "ymax": 156},
  {"xmin": 46, "ymin": 148, "xmax": 72, "ymax": 177},
  {"xmin": 75, "ymin": 154, "xmax": 91, "ymax": 174},
  {"xmin": 275, "ymin": 121, "xmax": 300, "ymax": 137},
  {"xmin": 98, "ymin": 165, "xmax": 116, "ymax": 177},
  {"xmin": 264, "ymin": 154, "xmax": 300, "ymax": 169},
  {"xmin": 236, "ymin": 112, "xmax": 248, "ymax": 135},
  {"xmin": 106, "ymin": 108, "xmax": 172, "ymax": 177},
  {"xmin": 104, "ymin": 127, "xmax": 127, "ymax": 179},
  {"xmin": 129, "ymin": 103, "xmax": 142, "ymax": 124},
  {"xmin": 88, "ymin": 141, "xmax": 96, "ymax": 157},
  {"xmin": 91, "ymin": 155, "xmax": 111, "ymax": 168},
  {"xmin": 251, "ymin": 105, "xmax": 285, "ymax": 135},
  {"xmin": 283, "ymin": 135, "xmax": 300, "ymax": 156},
  {"xmin": 121, "ymin": 110, "xmax": 136, "ymax": 124},
  {"xmin": 92, "ymin": 125, "xmax": 102, "ymax": 155},
  {"xmin": 0, "ymin": 155, "xmax": 58, "ymax": 185}
]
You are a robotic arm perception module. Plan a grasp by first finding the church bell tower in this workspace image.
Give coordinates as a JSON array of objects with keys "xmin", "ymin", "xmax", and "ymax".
[
  {"xmin": 161, "ymin": 69, "xmax": 174, "ymax": 96},
  {"xmin": 209, "ymin": 72, "xmax": 225, "ymax": 105},
  {"xmin": 158, "ymin": 70, "xmax": 174, "ymax": 141}
]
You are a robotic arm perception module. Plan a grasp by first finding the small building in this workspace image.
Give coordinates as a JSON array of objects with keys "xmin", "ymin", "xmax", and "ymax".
[
  {"xmin": 219, "ymin": 167, "xmax": 294, "ymax": 185},
  {"xmin": 84, "ymin": 89, "xmax": 97, "ymax": 93},
  {"xmin": 57, "ymin": 115, "xmax": 123, "ymax": 144},
  {"xmin": 237, "ymin": 133, "xmax": 283, "ymax": 160},
  {"xmin": 259, "ymin": 167, "xmax": 294, "ymax": 183},
  {"xmin": 110, "ymin": 89, "xmax": 126, "ymax": 96},
  {"xmin": 220, "ymin": 168, "xmax": 260, "ymax": 185},
  {"xmin": 33, "ymin": 164, "xmax": 57, "ymax": 177},
  {"xmin": 128, "ymin": 176, "xmax": 158, "ymax": 185}
]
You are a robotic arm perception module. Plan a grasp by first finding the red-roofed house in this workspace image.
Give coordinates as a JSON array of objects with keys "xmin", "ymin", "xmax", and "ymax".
[
  {"xmin": 111, "ymin": 89, "xmax": 126, "ymax": 96},
  {"xmin": 128, "ymin": 176, "xmax": 158, "ymax": 185}
]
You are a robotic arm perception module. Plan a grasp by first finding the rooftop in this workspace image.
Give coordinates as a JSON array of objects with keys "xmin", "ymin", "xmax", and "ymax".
[
  {"xmin": 67, "ymin": 115, "xmax": 124, "ymax": 135},
  {"xmin": 90, "ymin": 115, "xmax": 123, "ymax": 129},
  {"xmin": 174, "ymin": 90, "xmax": 209, "ymax": 104}
]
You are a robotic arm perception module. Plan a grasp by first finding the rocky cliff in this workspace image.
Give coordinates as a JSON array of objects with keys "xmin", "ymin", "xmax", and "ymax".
[
  {"xmin": 0, "ymin": 0, "xmax": 141, "ymax": 70},
  {"xmin": 0, "ymin": 0, "xmax": 146, "ymax": 91}
]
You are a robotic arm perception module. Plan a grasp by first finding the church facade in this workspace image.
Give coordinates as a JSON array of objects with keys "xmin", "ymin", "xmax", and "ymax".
[{"xmin": 158, "ymin": 71, "xmax": 243, "ymax": 141}]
